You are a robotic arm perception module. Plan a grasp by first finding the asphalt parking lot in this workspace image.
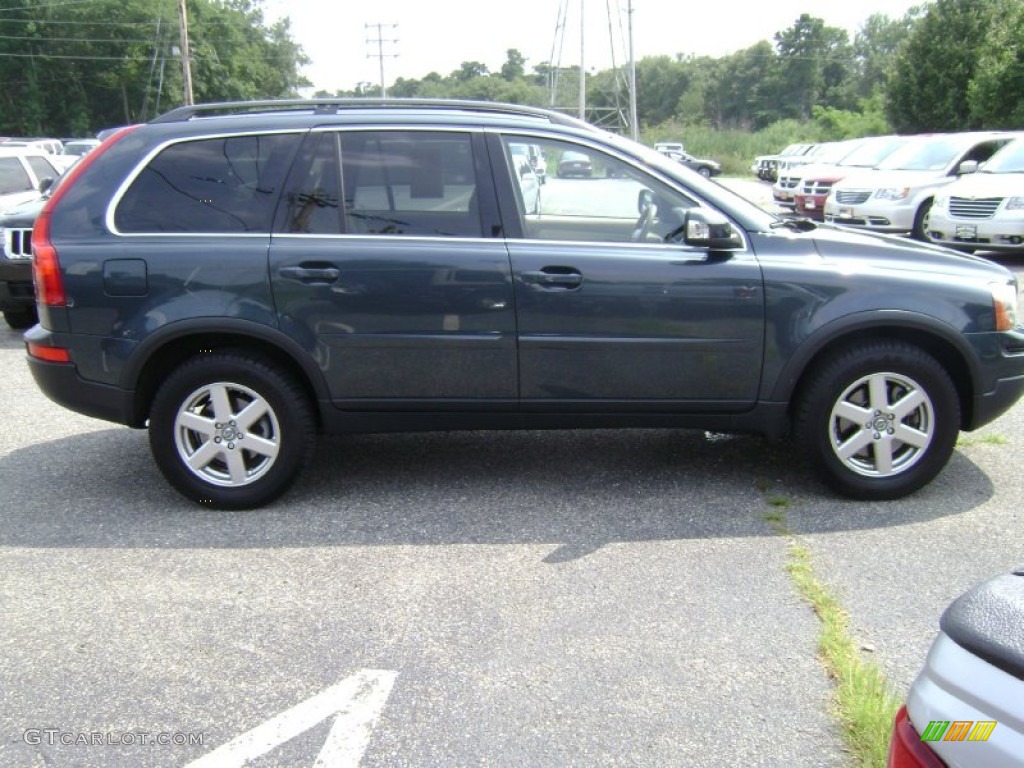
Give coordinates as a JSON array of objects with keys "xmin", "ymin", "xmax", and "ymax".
[{"xmin": 2, "ymin": 201, "xmax": 1022, "ymax": 766}]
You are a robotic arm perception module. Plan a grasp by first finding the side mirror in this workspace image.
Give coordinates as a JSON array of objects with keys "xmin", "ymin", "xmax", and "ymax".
[
  {"xmin": 680, "ymin": 208, "xmax": 743, "ymax": 250},
  {"xmin": 38, "ymin": 176, "xmax": 55, "ymax": 194},
  {"xmin": 957, "ymin": 160, "xmax": 979, "ymax": 175}
]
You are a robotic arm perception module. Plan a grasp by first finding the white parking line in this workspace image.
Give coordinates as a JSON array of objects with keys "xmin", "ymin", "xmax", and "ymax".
[{"xmin": 185, "ymin": 669, "xmax": 398, "ymax": 768}]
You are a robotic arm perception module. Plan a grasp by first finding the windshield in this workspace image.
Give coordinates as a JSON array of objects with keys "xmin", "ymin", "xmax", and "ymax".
[
  {"xmin": 876, "ymin": 136, "xmax": 966, "ymax": 171},
  {"xmin": 810, "ymin": 140, "xmax": 863, "ymax": 164},
  {"xmin": 839, "ymin": 137, "xmax": 911, "ymax": 168},
  {"xmin": 979, "ymin": 139, "xmax": 1024, "ymax": 173}
]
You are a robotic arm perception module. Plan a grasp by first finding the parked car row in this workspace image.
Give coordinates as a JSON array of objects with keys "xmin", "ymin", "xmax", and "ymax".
[
  {"xmin": 759, "ymin": 131, "xmax": 1024, "ymax": 247},
  {"xmin": 751, "ymin": 142, "xmax": 817, "ymax": 181}
]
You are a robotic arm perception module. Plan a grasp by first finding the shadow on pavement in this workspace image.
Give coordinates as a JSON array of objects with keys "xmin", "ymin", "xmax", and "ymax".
[{"xmin": 0, "ymin": 426, "xmax": 994, "ymax": 556}]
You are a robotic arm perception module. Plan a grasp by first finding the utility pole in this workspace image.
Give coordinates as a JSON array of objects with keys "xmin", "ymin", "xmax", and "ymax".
[
  {"xmin": 177, "ymin": 0, "xmax": 193, "ymax": 105},
  {"xmin": 627, "ymin": 0, "xmax": 638, "ymax": 141},
  {"xmin": 578, "ymin": 0, "xmax": 585, "ymax": 120},
  {"xmin": 365, "ymin": 23, "xmax": 398, "ymax": 99}
]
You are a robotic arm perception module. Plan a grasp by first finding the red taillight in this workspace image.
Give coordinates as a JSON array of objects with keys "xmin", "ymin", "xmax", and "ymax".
[
  {"xmin": 27, "ymin": 342, "xmax": 70, "ymax": 363},
  {"xmin": 32, "ymin": 212, "xmax": 65, "ymax": 306},
  {"xmin": 888, "ymin": 706, "xmax": 947, "ymax": 768},
  {"xmin": 31, "ymin": 124, "xmax": 141, "ymax": 308}
]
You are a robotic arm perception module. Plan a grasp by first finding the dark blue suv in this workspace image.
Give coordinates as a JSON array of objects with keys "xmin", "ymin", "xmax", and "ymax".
[{"xmin": 24, "ymin": 100, "xmax": 1024, "ymax": 508}]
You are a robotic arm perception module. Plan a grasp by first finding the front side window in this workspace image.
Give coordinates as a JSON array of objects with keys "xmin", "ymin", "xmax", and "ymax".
[
  {"xmin": 499, "ymin": 135, "xmax": 697, "ymax": 243},
  {"xmin": 114, "ymin": 134, "xmax": 300, "ymax": 233}
]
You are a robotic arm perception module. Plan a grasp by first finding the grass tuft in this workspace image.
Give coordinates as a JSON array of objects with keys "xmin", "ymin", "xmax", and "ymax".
[
  {"xmin": 957, "ymin": 432, "xmax": 1009, "ymax": 448},
  {"xmin": 767, "ymin": 509, "xmax": 901, "ymax": 768}
]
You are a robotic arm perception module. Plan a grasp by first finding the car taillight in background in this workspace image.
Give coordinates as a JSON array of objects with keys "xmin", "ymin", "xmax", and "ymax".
[{"xmin": 888, "ymin": 706, "xmax": 947, "ymax": 768}]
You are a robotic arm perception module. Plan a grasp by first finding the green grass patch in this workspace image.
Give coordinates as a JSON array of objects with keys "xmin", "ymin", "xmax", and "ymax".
[
  {"xmin": 767, "ymin": 511, "xmax": 901, "ymax": 768},
  {"xmin": 957, "ymin": 432, "xmax": 1009, "ymax": 448}
]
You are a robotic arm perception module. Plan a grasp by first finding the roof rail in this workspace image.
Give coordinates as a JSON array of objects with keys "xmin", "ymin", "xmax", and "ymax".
[{"xmin": 150, "ymin": 98, "xmax": 594, "ymax": 130}]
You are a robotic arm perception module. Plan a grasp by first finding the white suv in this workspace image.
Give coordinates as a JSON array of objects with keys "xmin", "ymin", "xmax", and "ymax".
[
  {"xmin": 0, "ymin": 147, "xmax": 61, "ymax": 214},
  {"xmin": 927, "ymin": 137, "xmax": 1024, "ymax": 252},
  {"xmin": 824, "ymin": 132, "xmax": 1017, "ymax": 239}
]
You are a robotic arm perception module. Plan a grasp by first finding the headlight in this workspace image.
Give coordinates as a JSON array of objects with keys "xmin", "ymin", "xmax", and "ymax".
[
  {"xmin": 1006, "ymin": 197, "xmax": 1024, "ymax": 210},
  {"xmin": 874, "ymin": 187, "xmax": 910, "ymax": 201},
  {"xmin": 991, "ymin": 281, "xmax": 1020, "ymax": 331}
]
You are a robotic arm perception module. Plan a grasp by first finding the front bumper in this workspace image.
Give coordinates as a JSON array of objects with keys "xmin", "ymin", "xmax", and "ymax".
[
  {"xmin": 928, "ymin": 209, "xmax": 1024, "ymax": 252},
  {"xmin": 0, "ymin": 257, "xmax": 34, "ymax": 312},
  {"xmin": 824, "ymin": 197, "xmax": 917, "ymax": 233},
  {"xmin": 967, "ymin": 327, "xmax": 1024, "ymax": 430},
  {"xmin": 793, "ymin": 193, "xmax": 826, "ymax": 221}
]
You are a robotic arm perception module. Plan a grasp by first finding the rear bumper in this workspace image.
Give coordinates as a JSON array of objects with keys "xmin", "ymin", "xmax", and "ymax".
[{"xmin": 27, "ymin": 354, "xmax": 137, "ymax": 426}]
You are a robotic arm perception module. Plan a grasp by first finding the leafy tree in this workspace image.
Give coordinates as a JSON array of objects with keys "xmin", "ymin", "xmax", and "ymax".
[
  {"xmin": 500, "ymin": 49, "xmax": 526, "ymax": 81},
  {"xmin": 851, "ymin": 12, "xmax": 918, "ymax": 100},
  {"xmin": 0, "ymin": 0, "xmax": 308, "ymax": 136},
  {"xmin": 452, "ymin": 61, "xmax": 488, "ymax": 81},
  {"xmin": 887, "ymin": 0, "xmax": 997, "ymax": 132},
  {"xmin": 773, "ymin": 14, "xmax": 854, "ymax": 120},
  {"xmin": 709, "ymin": 41, "xmax": 780, "ymax": 129},
  {"xmin": 968, "ymin": 0, "xmax": 1024, "ymax": 128}
]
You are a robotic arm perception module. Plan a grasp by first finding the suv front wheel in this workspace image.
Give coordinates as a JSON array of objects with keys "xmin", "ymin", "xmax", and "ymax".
[
  {"xmin": 796, "ymin": 341, "xmax": 960, "ymax": 500},
  {"xmin": 149, "ymin": 353, "xmax": 315, "ymax": 509}
]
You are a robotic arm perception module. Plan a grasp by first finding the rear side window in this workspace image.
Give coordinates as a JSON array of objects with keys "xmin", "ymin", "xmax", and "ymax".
[
  {"xmin": 114, "ymin": 134, "xmax": 300, "ymax": 233},
  {"xmin": 280, "ymin": 130, "xmax": 481, "ymax": 237}
]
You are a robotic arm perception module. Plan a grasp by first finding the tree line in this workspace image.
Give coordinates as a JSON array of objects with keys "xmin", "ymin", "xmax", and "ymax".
[
  {"xmin": 0, "ymin": 0, "xmax": 1021, "ymax": 139},
  {"xmin": 0, "ymin": 0, "xmax": 308, "ymax": 137},
  {"xmin": 327, "ymin": 0, "xmax": 1024, "ymax": 139}
]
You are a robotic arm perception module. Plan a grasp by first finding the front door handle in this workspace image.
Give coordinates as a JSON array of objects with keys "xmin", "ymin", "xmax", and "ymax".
[
  {"xmin": 279, "ymin": 265, "xmax": 341, "ymax": 283},
  {"xmin": 520, "ymin": 268, "xmax": 584, "ymax": 289}
]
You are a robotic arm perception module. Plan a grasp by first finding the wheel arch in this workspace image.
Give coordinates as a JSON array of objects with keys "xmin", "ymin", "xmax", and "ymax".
[
  {"xmin": 777, "ymin": 320, "xmax": 977, "ymax": 431},
  {"xmin": 123, "ymin": 320, "xmax": 327, "ymax": 429}
]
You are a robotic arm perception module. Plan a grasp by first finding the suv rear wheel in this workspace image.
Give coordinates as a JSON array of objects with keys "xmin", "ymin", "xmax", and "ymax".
[
  {"xmin": 149, "ymin": 353, "xmax": 315, "ymax": 509},
  {"xmin": 796, "ymin": 341, "xmax": 960, "ymax": 500}
]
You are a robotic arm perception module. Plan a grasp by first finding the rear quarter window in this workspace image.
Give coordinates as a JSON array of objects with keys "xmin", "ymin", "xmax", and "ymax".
[{"xmin": 113, "ymin": 133, "xmax": 300, "ymax": 233}]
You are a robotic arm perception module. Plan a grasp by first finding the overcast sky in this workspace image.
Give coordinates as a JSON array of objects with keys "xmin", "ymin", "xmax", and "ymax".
[{"xmin": 260, "ymin": 0, "xmax": 925, "ymax": 94}]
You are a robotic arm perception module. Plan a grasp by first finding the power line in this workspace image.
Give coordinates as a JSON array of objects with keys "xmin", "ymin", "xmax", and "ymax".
[
  {"xmin": 0, "ymin": 50, "xmax": 301, "ymax": 60},
  {"xmin": 0, "ymin": 0, "xmax": 103, "ymax": 11}
]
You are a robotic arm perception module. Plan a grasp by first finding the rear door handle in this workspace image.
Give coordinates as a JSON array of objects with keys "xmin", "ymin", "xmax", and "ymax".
[
  {"xmin": 520, "ymin": 268, "xmax": 584, "ymax": 289},
  {"xmin": 278, "ymin": 265, "xmax": 341, "ymax": 283}
]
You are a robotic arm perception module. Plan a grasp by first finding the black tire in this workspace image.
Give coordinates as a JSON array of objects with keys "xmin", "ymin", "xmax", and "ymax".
[
  {"xmin": 698, "ymin": 167, "xmax": 711, "ymax": 178},
  {"xmin": 912, "ymin": 199, "xmax": 933, "ymax": 241},
  {"xmin": 148, "ymin": 352, "xmax": 315, "ymax": 509},
  {"xmin": 795, "ymin": 341, "xmax": 960, "ymax": 500},
  {"xmin": 3, "ymin": 308, "xmax": 36, "ymax": 330}
]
